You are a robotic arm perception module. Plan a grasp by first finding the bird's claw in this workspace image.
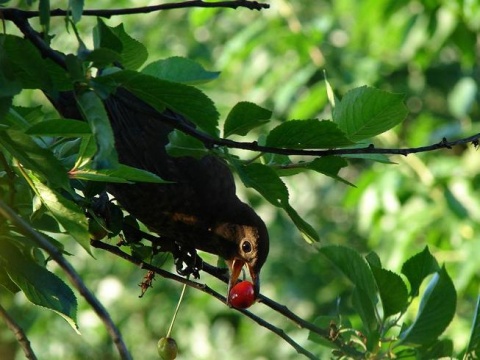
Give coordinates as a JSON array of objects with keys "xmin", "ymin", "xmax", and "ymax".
[{"xmin": 173, "ymin": 244, "xmax": 202, "ymax": 279}]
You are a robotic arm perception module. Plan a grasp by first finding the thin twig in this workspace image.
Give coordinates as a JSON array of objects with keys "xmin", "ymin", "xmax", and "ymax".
[
  {"xmin": 0, "ymin": 200, "xmax": 133, "ymax": 360},
  {"xmin": 0, "ymin": 303, "xmax": 38, "ymax": 360},
  {"xmin": 91, "ymin": 240, "xmax": 319, "ymax": 359},
  {"xmin": 1, "ymin": 0, "xmax": 269, "ymax": 19}
]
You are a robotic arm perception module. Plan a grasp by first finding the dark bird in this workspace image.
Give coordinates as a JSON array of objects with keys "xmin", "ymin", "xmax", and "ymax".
[{"xmin": 97, "ymin": 88, "xmax": 270, "ymax": 298}]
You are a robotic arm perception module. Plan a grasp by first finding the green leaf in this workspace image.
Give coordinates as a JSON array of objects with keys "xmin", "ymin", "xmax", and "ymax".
[
  {"xmin": 75, "ymin": 90, "xmax": 118, "ymax": 169},
  {"xmin": 266, "ymin": 119, "xmax": 353, "ymax": 149},
  {"xmin": 444, "ymin": 186, "xmax": 469, "ymax": 219},
  {"xmin": 26, "ymin": 119, "xmax": 91, "ymax": 137},
  {"xmin": 342, "ymin": 153, "xmax": 395, "ymax": 164},
  {"xmin": 333, "ymin": 86, "xmax": 408, "ymax": 141},
  {"xmin": 306, "ymin": 157, "xmax": 353, "ymax": 186},
  {"xmin": 0, "ymin": 129, "xmax": 70, "ymax": 189},
  {"xmin": 0, "ymin": 266, "xmax": 20, "ymax": 293},
  {"xmin": 84, "ymin": 48, "xmax": 122, "ymax": 68},
  {"xmin": 284, "ymin": 203, "xmax": 319, "ymax": 243},
  {"xmin": 399, "ymin": 266, "xmax": 457, "ymax": 346},
  {"xmin": 223, "ymin": 101, "xmax": 272, "ymax": 137},
  {"xmin": 39, "ymin": 0, "xmax": 50, "ymax": 33},
  {"xmin": 142, "ymin": 56, "xmax": 220, "ymax": 84},
  {"xmin": 370, "ymin": 266, "xmax": 409, "ymax": 318},
  {"xmin": 95, "ymin": 70, "xmax": 219, "ymax": 136},
  {"xmin": 319, "ymin": 245, "xmax": 379, "ymax": 332},
  {"xmin": 29, "ymin": 174, "xmax": 91, "ymax": 254},
  {"xmin": 68, "ymin": 0, "xmax": 84, "ymax": 23},
  {"xmin": 0, "ymin": 97, "xmax": 13, "ymax": 121},
  {"xmin": 93, "ymin": 18, "xmax": 123, "ymax": 54},
  {"xmin": 401, "ymin": 246, "xmax": 439, "ymax": 297},
  {"xmin": 6, "ymin": 105, "xmax": 45, "ymax": 129},
  {"xmin": 465, "ymin": 296, "xmax": 480, "ymax": 358},
  {"xmin": 110, "ymin": 23, "xmax": 148, "ymax": 70},
  {"xmin": 234, "ymin": 162, "xmax": 318, "ymax": 242},
  {"xmin": 73, "ymin": 135, "xmax": 97, "ymax": 170},
  {"xmin": 420, "ymin": 339, "xmax": 454, "ymax": 359},
  {"xmin": 92, "ymin": 20, "xmax": 148, "ymax": 70},
  {"xmin": 1, "ymin": 241, "xmax": 78, "ymax": 332},
  {"xmin": 235, "ymin": 162, "xmax": 289, "ymax": 207},
  {"xmin": 0, "ymin": 35, "xmax": 53, "ymax": 91},
  {"xmin": 274, "ymin": 156, "xmax": 352, "ymax": 186},
  {"xmin": 70, "ymin": 164, "xmax": 169, "ymax": 183},
  {"xmin": 165, "ymin": 130, "xmax": 209, "ymax": 158}
]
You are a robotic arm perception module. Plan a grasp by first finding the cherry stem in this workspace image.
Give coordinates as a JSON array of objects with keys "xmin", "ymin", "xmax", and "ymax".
[{"xmin": 166, "ymin": 281, "xmax": 188, "ymax": 338}]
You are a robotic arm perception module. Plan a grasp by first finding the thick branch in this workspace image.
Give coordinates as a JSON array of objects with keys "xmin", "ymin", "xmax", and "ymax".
[
  {"xmin": 0, "ymin": 200, "xmax": 132, "ymax": 360},
  {"xmin": 1, "ymin": 1, "xmax": 269, "ymax": 20},
  {"xmin": 0, "ymin": 303, "xmax": 38, "ymax": 360}
]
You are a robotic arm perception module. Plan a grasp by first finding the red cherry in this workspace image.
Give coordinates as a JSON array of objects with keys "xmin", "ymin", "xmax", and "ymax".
[{"xmin": 228, "ymin": 281, "xmax": 256, "ymax": 309}]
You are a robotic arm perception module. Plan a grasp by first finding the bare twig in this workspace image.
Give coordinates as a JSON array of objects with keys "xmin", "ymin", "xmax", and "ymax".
[
  {"xmin": 90, "ymin": 240, "xmax": 320, "ymax": 359},
  {"xmin": 0, "ymin": 303, "xmax": 38, "ymax": 360},
  {"xmin": 0, "ymin": 200, "xmax": 133, "ymax": 360},
  {"xmin": 1, "ymin": 0, "xmax": 269, "ymax": 20}
]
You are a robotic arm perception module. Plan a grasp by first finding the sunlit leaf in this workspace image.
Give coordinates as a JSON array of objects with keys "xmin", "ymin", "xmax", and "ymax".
[
  {"xmin": 370, "ymin": 266, "xmax": 408, "ymax": 318},
  {"xmin": 142, "ymin": 56, "xmax": 220, "ymax": 84},
  {"xmin": 334, "ymin": 86, "xmax": 408, "ymax": 141},
  {"xmin": 224, "ymin": 101, "xmax": 272, "ymax": 137},
  {"xmin": 319, "ymin": 245, "xmax": 379, "ymax": 332},
  {"xmin": 266, "ymin": 119, "xmax": 353, "ymax": 149},
  {"xmin": 401, "ymin": 246, "xmax": 439, "ymax": 297},
  {"xmin": 29, "ymin": 174, "xmax": 91, "ymax": 254},
  {"xmin": 0, "ymin": 240, "xmax": 78, "ymax": 332},
  {"xmin": 73, "ymin": 135, "xmax": 97, "ymax": 170},
  {"xmin": 110, "ymin": 23, "xmax": 148, "ymax": 70},
  {"xmin": 235, "ymin": 162, "xmax": 289, "ymax": 207},
  {"xmin": 399, "ymin": 267, "xmax": 457, "ymax": 346},
  {"xmin": 70, "ymin": 164, "xmax": 169, "ymax": 183}
]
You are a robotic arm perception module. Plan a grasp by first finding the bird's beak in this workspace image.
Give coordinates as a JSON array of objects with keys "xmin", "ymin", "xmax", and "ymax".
[{"xmin": 226, "ymin": 259, "xmax": 260, "ymax": 302}]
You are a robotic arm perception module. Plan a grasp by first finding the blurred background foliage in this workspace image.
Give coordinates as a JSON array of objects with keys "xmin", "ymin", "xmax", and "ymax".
[{"xmin": 1, "ymin": 0, "xmax": 479, "ymax": 359}]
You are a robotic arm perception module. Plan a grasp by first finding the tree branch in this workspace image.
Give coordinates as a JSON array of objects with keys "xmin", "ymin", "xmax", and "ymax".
[
  {"xmin": 5, "ymin": 9, "xmax": 478, "ymax": 161},
  {"xmin": 90, "ymin": 239, "xmax": 323, "ymax": 360},
  {"xmin": 1, "ymin": 0, "xmax": 269, "ymax": 20},
  {"xmin": 166, "ymin": 124, "xmax": 480, "ymax": 158},
  {"xmin": 0, "ymin": 303, "xmax": 38, "ymax": 360},
  {"xmin": 0, "ymin": 200, "xmax": 133, "ymax": 360}
]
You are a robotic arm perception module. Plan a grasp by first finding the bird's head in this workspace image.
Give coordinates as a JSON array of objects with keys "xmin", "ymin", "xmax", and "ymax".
[{"xmin": 214, "ymin": 206, "xmax": 269, "ymax": 301}]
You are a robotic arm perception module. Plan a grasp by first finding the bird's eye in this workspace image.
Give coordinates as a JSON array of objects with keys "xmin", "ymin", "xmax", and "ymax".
[{"xmin": 241, "ymin": 240, "xmax": 252, "ymax": 253}]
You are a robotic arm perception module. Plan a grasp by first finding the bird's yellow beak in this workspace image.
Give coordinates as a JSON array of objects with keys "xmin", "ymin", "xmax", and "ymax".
[{"xmin": 226, "ymin": 258, "xmax": 260, "ymax": 302}]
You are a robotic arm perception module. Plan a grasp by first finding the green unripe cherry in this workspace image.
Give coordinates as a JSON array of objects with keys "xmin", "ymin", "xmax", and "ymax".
[{"xmin": 157, "ymin": 337, "xmax": 177, "ymax": 360}]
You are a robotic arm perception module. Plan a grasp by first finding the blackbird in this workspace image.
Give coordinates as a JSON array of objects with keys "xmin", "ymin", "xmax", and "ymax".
[{"xmin": 95, "ymin": 88, "xmax": 269, "ymax": 298}]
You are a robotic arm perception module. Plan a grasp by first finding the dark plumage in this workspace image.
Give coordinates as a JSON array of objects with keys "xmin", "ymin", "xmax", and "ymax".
[{"xmin": 103, "ymin": 89, "xmax": 269, "ymax": 297}]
